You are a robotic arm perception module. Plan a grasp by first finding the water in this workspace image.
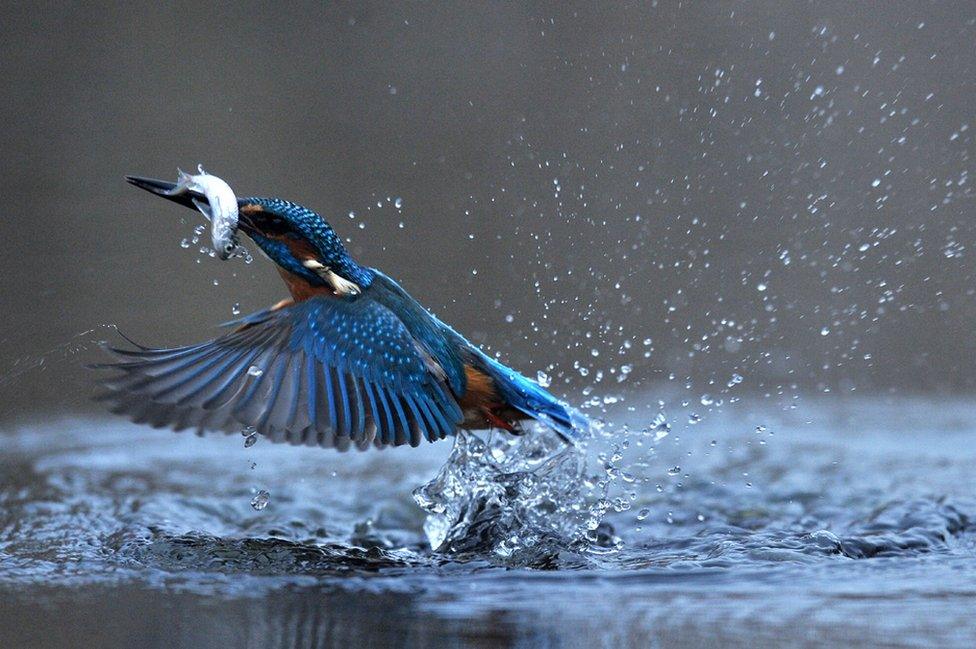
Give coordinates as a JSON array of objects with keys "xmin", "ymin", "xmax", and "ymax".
[{"xmin": 1, "ymin": 396, "xmax": 975, "ymax": 648}]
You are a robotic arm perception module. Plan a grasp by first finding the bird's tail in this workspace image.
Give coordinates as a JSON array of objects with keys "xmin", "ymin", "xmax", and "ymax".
[{"xmin": 477, "ymin": 354, "xmax": 589, "ymax": 444}]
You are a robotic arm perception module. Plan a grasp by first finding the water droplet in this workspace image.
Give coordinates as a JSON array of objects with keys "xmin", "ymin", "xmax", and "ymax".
[
  {"xmin": 536, "ymin": 370, "xmax": 551, "ymax": 387},
  {"xmin": 727, "ymin": 373, "xmax": 744, "ymax": 387},
  {"xmin": 667, "ymin": 466, "xmax": 681, "ymax": 476},
  {"xmin": 820, "ymin": 327, "xmax": 830, "ymax": 336},
  {"xmin": 688, "ymin": 413, "xmax": 702, "ymax": 424},
  {"xmin": 250, "ymin": 489, "xmax": 270, "ymax": 510},
  {"xmin": 247, "ymin": 366, "xmax": 264, "ymax": 377},
  {"xmin": 650, "ymin": 412, "xmax": 671, "ymax": 439},
  {"xmin": 244, "ymin": 434, "xmax": 257, "ymax": 448},
  {"xmin": 231, "ymin": 302, "xmax": 241, "ymax": 315},
  {"xmin": 394, "ymin": 197, "xmax": 403, "ymax": 209}
]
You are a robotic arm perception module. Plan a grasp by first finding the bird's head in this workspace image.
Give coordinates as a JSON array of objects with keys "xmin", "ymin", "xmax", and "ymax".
[{"xmin": 126, "ymin": 175, "xmax": 374, "ymax": 296}]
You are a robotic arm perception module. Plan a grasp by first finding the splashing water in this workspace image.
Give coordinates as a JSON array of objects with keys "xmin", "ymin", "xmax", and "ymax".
[
  {"xmin": 412, "ymin": 425, "xmax": 619, "ymax": 564},
  {"xmin": 0, "ymin": 324, "xmax": 120, "ymax": 391}
]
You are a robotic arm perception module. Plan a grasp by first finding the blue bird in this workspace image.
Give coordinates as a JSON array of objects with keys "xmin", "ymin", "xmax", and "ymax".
[{"xmin": 96, "ymin": 175, "xmax": 584, "ymax": 451}]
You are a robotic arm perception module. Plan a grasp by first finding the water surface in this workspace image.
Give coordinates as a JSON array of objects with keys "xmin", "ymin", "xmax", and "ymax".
[{"xmin": 1, "ymin": 397, "xmax": 974, "ymax": 648}]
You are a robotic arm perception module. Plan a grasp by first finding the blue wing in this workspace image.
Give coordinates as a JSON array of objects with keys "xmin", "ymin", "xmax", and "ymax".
[
  {"xmin": 96, "ymin": 296, "xmax": 464, "ymax": 450},
  {"xmin": 367, "ymin": 270, "xmax": 586, "ymax": 443}
]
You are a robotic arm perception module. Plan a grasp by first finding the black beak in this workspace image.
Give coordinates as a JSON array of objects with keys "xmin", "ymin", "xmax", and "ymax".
[
  {"xmin": 126, "ymin": 174, "xmax": 244, "ymax": 260},
  {"xmin": 125, "ymin": 175, "xmax": 207, "ymax": 212}
]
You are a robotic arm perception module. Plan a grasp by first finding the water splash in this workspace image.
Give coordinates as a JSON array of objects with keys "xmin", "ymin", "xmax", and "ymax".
[
  {"xmin": 0, "ymin": 324, "xmax": 118, "ymax": 391},
  {"xmin": 412, "ymin": 426, "xmax": 618, "ymax": 564}
]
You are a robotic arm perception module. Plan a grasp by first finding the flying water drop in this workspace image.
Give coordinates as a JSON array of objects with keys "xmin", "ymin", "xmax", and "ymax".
[{"xmin": 250, "ymin": 490, "xmax": 270, "ymax": 511}]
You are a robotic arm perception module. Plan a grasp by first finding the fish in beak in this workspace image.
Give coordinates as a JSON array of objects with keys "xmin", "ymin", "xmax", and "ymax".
[{"xmin": 126, "ymin": 165, "xmax": 240, "ymax": 259}]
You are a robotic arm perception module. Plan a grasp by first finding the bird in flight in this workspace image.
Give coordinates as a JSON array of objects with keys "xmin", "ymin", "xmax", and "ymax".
[{"xmin": 96, "ymin": 169, "xmax": 584, "ymax": 451}]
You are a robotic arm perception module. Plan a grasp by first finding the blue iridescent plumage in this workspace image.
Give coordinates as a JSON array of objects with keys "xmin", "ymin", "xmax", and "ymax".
[
  {"xmin": 98, "ymin": 176, "xmax": 584, "ymax": 450},
  {"xmin": 241, "ymin": 197, "xmax": 376, "ymax": 289},
  {"xmin": 101, "ymin": 291, "xmax": 464, "ymax": 448}
]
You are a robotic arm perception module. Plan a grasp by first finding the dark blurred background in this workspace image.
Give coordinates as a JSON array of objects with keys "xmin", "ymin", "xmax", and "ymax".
[{"xmin": 0, "ymin": 2, "xmax": 973, "ymax": 421}]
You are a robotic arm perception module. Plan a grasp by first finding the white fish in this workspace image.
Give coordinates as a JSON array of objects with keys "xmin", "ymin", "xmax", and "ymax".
[{"xmin": 164, "ymin": 165, "xmax": 240, "ymax": 259}]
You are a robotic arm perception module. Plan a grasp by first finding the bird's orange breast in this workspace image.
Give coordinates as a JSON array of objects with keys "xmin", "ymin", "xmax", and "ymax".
[
  {"xmin": 460, "ymin": 365, "xmax": 498, "ymax": 407},
  {"xmin": 459, "ymin": 365, "xmax": 522, "ymax": 431},
  {"xmin": 275, "ymin": 268, "xmax": 337, "ymax": 301}
]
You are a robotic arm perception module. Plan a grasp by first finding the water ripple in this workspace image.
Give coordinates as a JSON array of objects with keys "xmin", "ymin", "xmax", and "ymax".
[{"xmin": 2, "ymin": 400, "xmax": 976, "ymax": 646}]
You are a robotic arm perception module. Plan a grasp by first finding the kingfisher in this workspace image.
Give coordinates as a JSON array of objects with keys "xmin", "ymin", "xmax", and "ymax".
[{"xmin": 96, "ymin": 171, "xmax": 583, "ymax": 451}]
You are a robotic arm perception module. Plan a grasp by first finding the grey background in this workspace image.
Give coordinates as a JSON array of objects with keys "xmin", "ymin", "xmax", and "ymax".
[{"xmin": 0, "ymin": 2, "xmax": 973, "ymax": 420}]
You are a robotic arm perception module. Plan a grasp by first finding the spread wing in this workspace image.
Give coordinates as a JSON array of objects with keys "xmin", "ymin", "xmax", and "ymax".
[{"xmin": 95, "ymin": 296, "xmax": 464, "ymax": 450}]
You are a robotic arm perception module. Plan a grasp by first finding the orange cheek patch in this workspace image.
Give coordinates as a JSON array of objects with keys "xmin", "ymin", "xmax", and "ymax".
[{"xmin": 284, "ymin": 237, "xmax": 321, "ymax": 261}]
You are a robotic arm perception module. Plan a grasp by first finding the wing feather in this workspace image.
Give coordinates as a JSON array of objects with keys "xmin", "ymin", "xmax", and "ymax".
[{"xmin": 95, "ymin": 293, "xmax": 464, "ymax": 450}]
